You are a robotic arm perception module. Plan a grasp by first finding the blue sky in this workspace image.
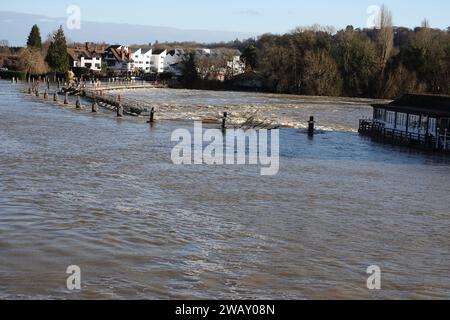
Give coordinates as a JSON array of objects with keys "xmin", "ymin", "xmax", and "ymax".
[{"xmin": 1, "ymin": 0, "xmax": 449, "ymax": 33}]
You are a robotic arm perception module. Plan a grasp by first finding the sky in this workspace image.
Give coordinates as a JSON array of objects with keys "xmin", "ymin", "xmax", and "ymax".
[{"xmin": 1, "ymin": 0, "xmax": 449, "ymax": 33}]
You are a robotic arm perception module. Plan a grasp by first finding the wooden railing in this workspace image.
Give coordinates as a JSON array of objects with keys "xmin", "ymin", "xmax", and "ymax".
[{"xmin": 359, "ymin": 119, "xmax": 450, "ymax": 151}]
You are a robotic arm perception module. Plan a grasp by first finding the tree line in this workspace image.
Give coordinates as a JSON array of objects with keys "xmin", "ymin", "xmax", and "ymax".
[
  {"xmin": 9, "ymin": 6, "xmax": 450, "ymax": 99},
  {"xmin": 237, "ymin": 6, "xmax": 450, "ymax": 99}
]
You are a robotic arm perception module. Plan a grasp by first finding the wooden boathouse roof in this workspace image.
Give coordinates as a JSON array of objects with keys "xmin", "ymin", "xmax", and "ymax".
[{"xmin": 372, "ymin": 94, "xmax": 450, "ymax": 117}]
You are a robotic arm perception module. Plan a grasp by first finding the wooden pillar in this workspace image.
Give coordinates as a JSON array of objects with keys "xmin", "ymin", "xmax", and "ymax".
[
  {"xmin": 53, "ymin": 92, "xmax": 58, "ymax": 102},
  {"xmin": 44, "ymin": 90, "xmax": 48, "ymax": 99},
  {"xmin": 418, "ymin": 114, "xmax": 422, "ymax": 143},
  {"xmin": 308, "ymin": 116, "xmax": 315, "ymax": 136},
  {"xmin": 147, "ymin": 107, "xmax": 155, "ymax": 124},
  {"xmin": 76, "ymin": 95, "xmax": 82, "ymax": 109},
  {"xmin": 406, "ymin": 113, "xmax": 410, "ymax": 133},
  {"xmin": 393, "ymin": 111, "xmax": 397, "ymax": 129},
  {"xmin": 222, "ymin": 112, "xmax": 228, "ymax": 131},
  {"xmin": 92, "ymin": 100, "xmax": 98, "ymax": 113},
  {"xmin": 444, "ymin": 129, "xmax": 448, "ymax": 151},
  {"xmin": 117, "ymin": 104, "xmax": 123, "ymax": 117}
]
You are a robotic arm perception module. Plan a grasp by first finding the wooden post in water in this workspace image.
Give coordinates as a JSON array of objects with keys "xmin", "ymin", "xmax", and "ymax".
[
  {"xmin": 35, "ymin": 88, "xmax": 39, "ymax": 97},
  {"xmin": 445, "ymin": 129, "xmax": 448, "ymax": 151},
  {"xmin": 222, "ymin": 112, "xmax": 228, "ymax": 131},
  {"xmin": 147, "ymin": 107, "xmax": 155, "ymax": 124},
  {"xmin": 28, "ymin": 87, "xmax": 32, "ymax": 94},
  {"xmin": 64, "ymin": 92, "xmax": 69, "ymax": 105},
  {"xmin": 44, "ymin": 89, "xmax": 48, "ymax": 99},
  {"xmin": 11, "ymin": 77, "xmax": 14, "ymax": 83},
  {"xmin": 76, "ymin": 95, "xmax": 82, "ymax": 109},
  {"xmin": 92, "ymin": 100, "xmax": 98, "ymax": 113},
  {"xmin": 308, "ymin": 116, "xmax": 315, "ymax": 136},
  {"xmin": 117, "ymin": 104, "xmax": 123, "ymax": 117},
  {"xmin": 53, "ymin": 92, "xmax": 58, "ymax": 102}
]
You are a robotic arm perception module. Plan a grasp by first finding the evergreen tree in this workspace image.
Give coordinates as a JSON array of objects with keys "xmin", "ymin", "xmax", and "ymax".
[
  {"xmin": 180, "ymin": 53, "xmax": 199, "ymax": 88},
  {"xmin": 45, "ymin": 26, "xmax": 70, "ymax": 73},
  {"xmin": 241, "ymin": 45, "xmax": 257, "ymax": 71},
  {"xmin": 26, "ymin": 25, "xmax": 42, "ymax": 49}
]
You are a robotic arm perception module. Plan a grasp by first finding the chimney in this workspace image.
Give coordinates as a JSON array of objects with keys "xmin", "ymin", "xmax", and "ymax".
[{"xmin": 85, "ymin": 42, "xmax": 89, "ymax": 51}]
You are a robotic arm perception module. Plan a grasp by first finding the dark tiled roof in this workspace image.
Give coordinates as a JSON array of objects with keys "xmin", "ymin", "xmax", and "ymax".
[
  {"xmin": 67, "ymin": 48, "xmax": 101, "ymax": 61},
  {"xmin": 152, "ymin": 49, "xmax": 166, "ymax": 55},
  {"xmin": 105, "ymin": 47, "xmax": 133, "ymax": 63},
  {"xmin": 373, "ymin": 94, "xmax": 450, "ymax": 117}
]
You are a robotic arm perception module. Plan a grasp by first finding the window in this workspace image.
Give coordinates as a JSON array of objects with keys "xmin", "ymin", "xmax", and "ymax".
[
  {"xmin": 386, "ymin": 111, "xmax": 395, "ymax": 125},
  {"xmin": 420, "ymin": 116, "xmax": 428, "ymax": 132},
  {"xmin": 429, "ymin": 118, "xmax": 437, "ymax": 135},
  {"xmin": 408, "ymin": 114, "xmax": 420, "ymax": 131},
  {"xmin": 376, "ymin": 109, "xmax": 384, "ymax": 121},
  {"xmin": 396, "ymin": 113, "xmax": 407, "ymax": 128}
]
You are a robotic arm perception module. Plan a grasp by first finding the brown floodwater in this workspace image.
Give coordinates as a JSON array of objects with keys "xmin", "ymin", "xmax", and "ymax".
[{"xmin": 0, "ymin": 81, "xmax": 449, "ymax": 299}]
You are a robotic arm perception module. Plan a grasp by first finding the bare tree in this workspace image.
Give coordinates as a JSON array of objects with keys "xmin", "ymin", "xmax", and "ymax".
[
  {"xmin": 302, "ymin": 49, "xmax": 342, "ymax": 96},
  {"xmin": 18, "ymin": 48, "xmax": 49, "ymax": 75},
  {"xmin": 375, "ymin": 4, "xmax": 394, "ymax": 96}
]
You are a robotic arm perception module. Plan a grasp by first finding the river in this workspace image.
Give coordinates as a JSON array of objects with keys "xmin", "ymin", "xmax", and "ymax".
[{"xmin": 0, "ymin": 80, "xmax": 449, "ymax": 299}]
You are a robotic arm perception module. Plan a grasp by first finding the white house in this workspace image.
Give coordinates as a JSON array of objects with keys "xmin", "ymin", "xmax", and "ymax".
[
  {"xmin": 130, "ymin": 48, "xmax": 153, "ymax": 73},
  {"xmin": 164, "ymin": 49, "xmax": 185, "ymax": 70},
  {"xmin": 164, "ymin": 48, "xmax": 245, "ymax": 80},
  {"xmin": 68, "ymin": 43, "xmax": 102, "ymax": 72},
  {"xmin": 103, "ymin": 46, "xmax": 168, "ymax": 74},
  {"xmin": 227, "ymin": 55, "xmax": 246, "ymax": 77},
  {"xmin": 103, "ymin": 45, "xmax": 134, "ymax": 74},
  {"xmin": 151, "ymin": 49, "xmax": 167, "ymax": 73}
]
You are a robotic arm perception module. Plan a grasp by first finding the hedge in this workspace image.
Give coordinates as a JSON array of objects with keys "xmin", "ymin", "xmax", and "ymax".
[{"xmin": 0, "ymin": 70, "xmax": 27, "ymax": 80}]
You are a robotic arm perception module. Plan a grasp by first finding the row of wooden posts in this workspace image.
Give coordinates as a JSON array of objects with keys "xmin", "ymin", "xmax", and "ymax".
[
  {"xmin": 27, "ymin": 85, "xmax": 158, "ymax": 123},
  {"xmin": 23, "ymin": 82, "xmax": 317, "ymax": 134}
]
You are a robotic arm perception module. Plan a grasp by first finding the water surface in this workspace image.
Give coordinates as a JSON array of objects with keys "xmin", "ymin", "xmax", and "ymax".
[{"xmin": 0, "ymin": 81, "xmax": 449, "ymax": 299}]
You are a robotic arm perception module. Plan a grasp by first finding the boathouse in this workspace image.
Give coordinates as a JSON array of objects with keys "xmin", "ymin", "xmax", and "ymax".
[{"xmin": 359, "ymin": 94, "xmax": 450, "ymax": 151}]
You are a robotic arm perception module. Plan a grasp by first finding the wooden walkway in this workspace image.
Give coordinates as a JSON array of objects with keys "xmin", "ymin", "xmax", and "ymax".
[{"xmin": 81, "ymin": 82, "xmax": 164, "ymax": 116}]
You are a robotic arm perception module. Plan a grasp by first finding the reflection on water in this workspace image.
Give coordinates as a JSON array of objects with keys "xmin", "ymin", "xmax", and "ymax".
[{"xmin": 0, "ymin": 81, "xmax": 449, "ymax": 299}]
